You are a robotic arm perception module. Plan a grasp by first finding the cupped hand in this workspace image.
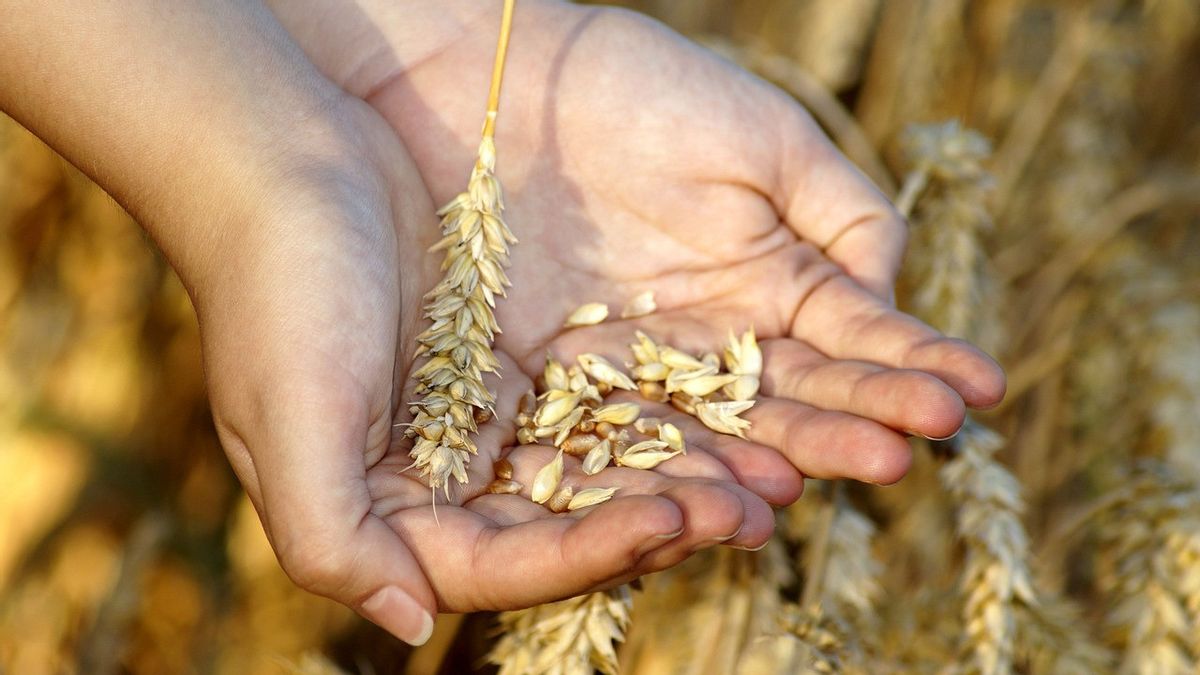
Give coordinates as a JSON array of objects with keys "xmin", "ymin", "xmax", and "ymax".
[
  {"xmin": 199, "ymin": 93, "xmax": 773, "ymax": 647},
  {"xmin": 266, "ymin": 0, "xmax": 1007, "ymax": 505}
]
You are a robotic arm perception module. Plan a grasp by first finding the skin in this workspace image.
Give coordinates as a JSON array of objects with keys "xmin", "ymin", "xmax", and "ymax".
[{"xmin": 1, "ymin": 0, "xmax": 1004, "ymax": 647}]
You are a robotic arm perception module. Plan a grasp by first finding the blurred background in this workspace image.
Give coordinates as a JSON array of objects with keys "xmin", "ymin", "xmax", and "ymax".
[{"xmin": 1, "ymin": 1, "xmax": 1197, "ymax": 673}]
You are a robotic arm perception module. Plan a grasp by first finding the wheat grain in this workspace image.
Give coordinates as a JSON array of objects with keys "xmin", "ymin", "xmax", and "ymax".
[
  {"xmin": 564, "ymin": 302, "xmax": 609, "ymax": 327},
  {"xmin": 620, "ymin": 291, "xmax": 656, "ymax": 319}
]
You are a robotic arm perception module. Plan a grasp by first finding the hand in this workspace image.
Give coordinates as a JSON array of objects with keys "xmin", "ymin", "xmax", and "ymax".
[
  {"xmin": 194, "ymin": 91, "xmax": 775, "ymax": 647},
  {"xmin": 268, "ymin": 0, "xmax": 1007, "ymax": 506},
  {"xmin": 0, "ymin": 0, "xmax": 775, "ymax": 647}
]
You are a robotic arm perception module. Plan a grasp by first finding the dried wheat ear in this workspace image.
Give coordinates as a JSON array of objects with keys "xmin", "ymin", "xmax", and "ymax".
[{"xmin": 402, "ymin": 0, "xmax": 517, "ymax": 497}]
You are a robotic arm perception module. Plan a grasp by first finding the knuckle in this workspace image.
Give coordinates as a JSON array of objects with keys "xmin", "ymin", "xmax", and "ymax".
[{"xmin": 276, "ymin": 533, "xmax": 354, "ymax": 593}]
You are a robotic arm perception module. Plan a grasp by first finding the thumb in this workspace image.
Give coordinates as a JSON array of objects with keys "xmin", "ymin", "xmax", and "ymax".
[{"xmin": 240, "ymin": 377, "xmax": 437, "ymax": 646}]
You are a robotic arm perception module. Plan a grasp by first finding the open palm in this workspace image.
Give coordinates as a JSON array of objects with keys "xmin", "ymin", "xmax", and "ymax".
[{"xmin": 251, "ymin": 0, "xmax": 1005, "ymax": 644}]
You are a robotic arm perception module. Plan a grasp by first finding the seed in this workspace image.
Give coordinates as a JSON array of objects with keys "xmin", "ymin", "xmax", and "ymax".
[
  {"xmin": 665, "ymin": 364, "xmax": 719, "ymax": 393},
  {"xmin": 582, "ymin": 440, "xmax": 613, "ymax": 475},
  {"xmin": 659, "ymin": 422, "xmax": 685, "ymax": 453},
  {"xmin": 531, "ymin": 450, "xmax": 564, "ymax": 504},
  {"xmin": 474, "ymin": 407, "xmax": 493, "ymax": 424},
  {"xmin": 553, "ymin": 407, "xmax": 587, "ymax": 446},
  {"xmin": 568, "ymin": 487, "xmax": 620, "ymax": 511},
  {"xmin": 633, "ymin": 418, "xmax": 662, "ymax": 435},
  {"xmin": 591, "ymin": 402, "xmax": 642, "ymax": 425},
  {"xmin": 578, "ymin": 354, "xmax": 637, "ymax": 390},
  {"xmin": 676, "ymin": 373, "xmax": 739, "ymax": 397},
  {"xmin": 621, "ymin": 291, "xmax": 657, "ymax": 318},
  {"xmin": 564, "ymin": 302, "xmax": 609, "ymax": 327},
  {"xmin": 543, "ymin": 356, "xmax": 570, "ymax": 392},
  {"xmin": 534, "ymin": 390, "xmax": 583, "ymax": 427},
  {"xmin": 487, "ymin": 479, "xmax": 523, "ymax": 495},
  {"xmin": 724, "ymin": 327, "xmax": 763, "ymax": 376},
  {"xmin": 670, "ymin": 392, "xmax": 700, "ymax": 415},
  {"xmin": 695, "ymin": 400, "xmax": 755, "ymax": 438},
  {"xmin": 567, "ymin": 366, "xmax": 589, "ymax": 392},
  {"xmin": 594, "ymin": 421, "xmax": 616, "ymax": 439},
  {"xmin": 516, "ymin": 427, "xmax": 537, "ymax": 445},
  {"xmin": 494, "ymin": 457, "xmax": 514, "ymax": 480},
  {"xmin": 577, "ymin": 419, "xmax": 596, "ymax": 433},
  {"xmin": 547, "ymin": 485, "xmax": 575, "ymax": 513},
  {"xmin": 659, "ymin": 347, "xmax": 705, "ymax": 370},
  {"xmin": 724, "ymin": 374, "xmax": 760, "ymax": 401},
  {"xmin": 616, "ymin": 445, "xmax": 680, "ymax": 470},
  {"xmin": 561, "ymin": 432, "xmax": 602, "ymax": 456},
  {"xmin": 518, "ymin": 389, "xmax": 537, "ymax": 415},
  {"xmin": 581, "ymin": 384, "xmax": 603, "ymax": 404},
  {"xmin": 640, "ymin": 381, "xmax": 669, "ymax": 402},
  {"xmin": 620, "ymin": 439, "xmax": 670, "ymax": 456},
  {"xmin": 632, "ymin": 362, "xmax": 670, "ymax": 382},
  {"xmin": 630, "ymin": 331, "xmax": 661, "ymax": 365}
]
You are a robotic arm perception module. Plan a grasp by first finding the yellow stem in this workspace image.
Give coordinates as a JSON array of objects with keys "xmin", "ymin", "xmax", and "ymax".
[{"xmin": 481, "ymin": 0, "xmax": 517, "ymax": 141}]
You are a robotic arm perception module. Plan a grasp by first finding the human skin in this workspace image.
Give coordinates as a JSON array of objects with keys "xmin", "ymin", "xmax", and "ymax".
[{"xmin": 1, "ymin": 0, "xmax": 1004, "ymax": 648}]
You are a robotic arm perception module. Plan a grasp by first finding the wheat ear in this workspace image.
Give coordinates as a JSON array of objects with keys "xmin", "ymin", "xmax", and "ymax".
[
  {"xmin": 405, "ymin": 0, "xmax": 518, "ymax": 495},
  {"xmin": 1098, "ymin": 463, "xmax": 1200, "ymax": 673},
  {"xmin": 488, "ymin": 587, "xmax": 633, "ymax": 675},
  {"xmin": 940, "ymin": 423, "xmax": 1037, "ymax": 675}
]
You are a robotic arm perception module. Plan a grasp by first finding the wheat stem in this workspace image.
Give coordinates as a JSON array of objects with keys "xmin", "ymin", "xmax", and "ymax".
[{"xmin": 481, "ymin": 0, "xmax": 517, "ymax": 142}]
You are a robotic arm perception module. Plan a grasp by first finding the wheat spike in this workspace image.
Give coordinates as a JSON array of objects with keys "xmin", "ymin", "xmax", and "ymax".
[
  {"xmin": 899, "ymin": 121, "xmax": 996, "ymax": 346},
  {"xmin": 489, "ymin": 587, "xmax": 633, "ymax": 675},
  {"xmin": 941, "ymin": 423, "xmax": 1037, "ymax": 675},
  {"xmin": 1097, "ymin": 463, "xmax": 1200, "ymax": 674},
  {"xmin": 405, "ymin": 0, "xmax": 518, "ymax": 495}
]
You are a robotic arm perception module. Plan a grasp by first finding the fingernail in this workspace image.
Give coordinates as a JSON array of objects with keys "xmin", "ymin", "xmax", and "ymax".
[
  {"xmin": 707, "ymin": 524, "xmax": 743, "ymax": 545},
  {"xmin": 361, "ymin": 586, "xmax": 434, "ymax": 646},
  {"xmin": 635, "ymin": 527, "xmax": 683, "ymax": 557},
  {"xmin": 730, "ymin": 540, "xmax": 771, "ymax": 552},
  {"xmin": 906, "ymin": 428, "xmax": 960, "ymax": 442}
]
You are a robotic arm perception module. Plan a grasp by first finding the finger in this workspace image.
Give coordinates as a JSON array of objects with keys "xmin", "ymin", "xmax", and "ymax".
[
  {"xmin": 744, "ymin": 396, "xmax": 914, "ymax": 486},
  {"xmin": 502, "ymin": 444, "xmax": 774, "ymax": 548},
  {"xmin": 629, "ymin": 398, "xmax": 805, "ymax": 506},
  {"xmin": 759, "ymin": 338, "xmax": 966, "ymax": 440},
  {"xmin": 243, "ymin": 378, "xmax": 437, "ymax": 647},
  {"xmin": 776, "ymin": 108, "xmax": 906, "ymax": 300},
  {"xmin": 629, "ymin": 482, "xmax": 763, "ymax": 571},
  {"xmin": 387, "ymin": 494, "xmax": 686, "ymax": 611},
  {"xmin": 791, "ymin": 275, "xmax": 1006, "ymax": 408}
]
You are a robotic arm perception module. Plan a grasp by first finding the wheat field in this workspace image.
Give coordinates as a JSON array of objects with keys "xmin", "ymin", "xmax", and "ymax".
[{"xmin": 1, "ymin": 1, "xmax": 1198, "ymax": 673}]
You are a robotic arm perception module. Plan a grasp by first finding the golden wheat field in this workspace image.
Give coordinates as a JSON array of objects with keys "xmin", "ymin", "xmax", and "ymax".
[{"xmin": 2, "ymin": 0, "xmax": 1199, "ymax": 673}]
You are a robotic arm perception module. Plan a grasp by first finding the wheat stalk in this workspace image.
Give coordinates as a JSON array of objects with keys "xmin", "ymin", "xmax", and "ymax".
[
  {"xmin": 816, "ymin": 487, "xmax": 883, "ymax": 629},
  {"xmin": 405, "ymin": 0, "xmax": 518, "ymax": 495}
]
